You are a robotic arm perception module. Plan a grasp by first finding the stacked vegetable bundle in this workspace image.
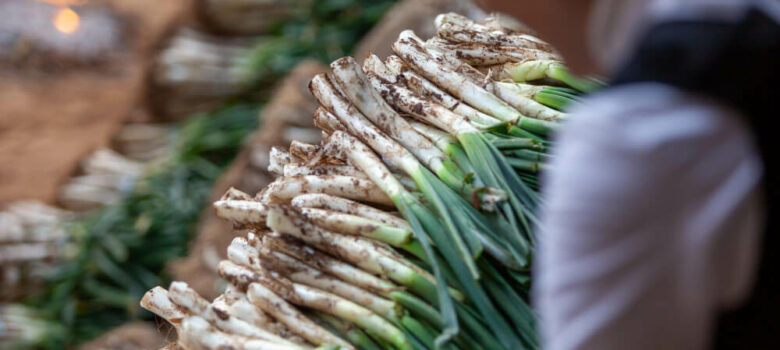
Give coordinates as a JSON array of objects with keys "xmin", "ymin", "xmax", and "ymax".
[{"xmin": 141, "ymin": 12, "xmax": 593, "ymax": 350}]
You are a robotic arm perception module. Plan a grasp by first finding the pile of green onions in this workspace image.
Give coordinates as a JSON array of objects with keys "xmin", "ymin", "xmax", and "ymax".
[{"xmin": 140, "ymin": 12, "xmax": 594, "ymax": 350}]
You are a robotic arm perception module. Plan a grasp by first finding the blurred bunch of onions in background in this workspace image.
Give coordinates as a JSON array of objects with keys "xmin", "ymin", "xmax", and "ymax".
[
  {"xmin": 198, "ymin": 0, "xmax": 304, "ymax": 35},
  {"xmin": 1, "ymin": 123, "xmax": 171, "ymax": 304},
  {"xmin": 0, "ymin": 202, "xmax": 73, "ymax": 301},
  {"xmin": 149, "ymin": 30, "xmax": 256, "ymax": 118}
]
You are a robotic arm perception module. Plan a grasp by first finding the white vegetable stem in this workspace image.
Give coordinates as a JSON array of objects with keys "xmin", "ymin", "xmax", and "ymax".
[
  {"xmin": 282, "ymin": 163, "xmax": 368, "ymax": 179},
  {"xmin": 434, "ymin": 12, "xmax": 553, "ymax": 52},
  {"xmin": 265, "ymin": 203, "xmax": 456, "ymax": 303},
  {"xmin": 140, "ymin": 287, "xmax": 191, "ymax": 329},
  {"xmin": 269, "ymin": 147, "xmax": 300, "ymax": 176},
  {"xmin": 179, "ymin": 316, "xmax": 306, "ymax": 350},
  {"xmin": 227, "ymin": 236, "xmax": 402, "ymax": 324},
  {"xmin": 213, "ymin": 198, "xmax": 268, "ymax": 228},
  {"xmin": 260, "ymin": 175, "xmax": 393, "ymax": 207},
  {"xmin": 330, "ymin": 57, "xmax": 451, "ymax": 180},
  {"xmin": 223, "ymin": 253, "xmax": 410, "ymax": 350},
  {"xmin": 218, "ymin": 261, "xmax": 351, "ymax": 348},
  {"xmin": 424, "ymin": 39, "xmax": 561, "ymax": 66},
  {"xmin": 309, "ymin": 73, "xmax": 414, "ymax": 172},
  {"xmin": 363, "ymin": 56, "xmax": 478, "ymax": 137},
  {"xmin": 260, "ymin": 233, "xmax": 397, "ymax": 294},
  {"xmin": 291, "ymin": 193, "xmax": 409, "ymax": 230},
  {"xmin": 384, "ymin": 55, "xmax": 500, "ymax": 128},
  {"xmin": 217, "ymin": 289, "xmax": 296, "ymax": 341},
  {"xmin": 313, "ymin": 107, "xmax": 346, "ymax": 135},
  {"xmin": 393, "ymin": 30, "xmax": 521, "ymax": 124},
  {"xmin": 288, "ymin": 141, "xmax": 319, "ymax": 161},
  {"xmin": 168, "ymin": 281, "xmax": 301, "ymax": 347},
  {"xmin": 255, "ymin": 244, "xmax": 403, "ymax": 323},
  {"xmin": 297, "ymin": 207, "xmax": 412, "ymax": 246},
  {"xmin": 424, "ymin": 38, "xmax": 568, "ymax": 121}
]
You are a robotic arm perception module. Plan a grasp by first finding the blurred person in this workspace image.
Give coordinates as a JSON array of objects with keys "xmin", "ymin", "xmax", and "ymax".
[{"xmin": 479, "ymin": 0, "xmax": 778, "ymax": 349}]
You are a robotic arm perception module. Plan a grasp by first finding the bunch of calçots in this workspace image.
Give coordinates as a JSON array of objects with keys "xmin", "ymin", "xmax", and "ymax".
[{"xmin": 142, "ymin": 12, "xmax": 599, "ymax": 350}]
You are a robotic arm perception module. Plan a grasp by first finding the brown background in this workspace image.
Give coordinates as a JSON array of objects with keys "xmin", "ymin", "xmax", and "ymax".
[{"xmin": 0, "ymin": 0, "xmax": 192, "ymax": 205}]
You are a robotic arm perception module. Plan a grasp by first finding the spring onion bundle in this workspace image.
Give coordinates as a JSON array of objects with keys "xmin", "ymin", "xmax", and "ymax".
[{"xmin": 142, "ymin": 11, "xmax": 594, "ymax": 350}]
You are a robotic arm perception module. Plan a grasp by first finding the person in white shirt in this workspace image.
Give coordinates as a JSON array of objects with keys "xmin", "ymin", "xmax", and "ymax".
[{"xmin": 479, "ymin": 0, "xmax": 779, "ymax": 349}]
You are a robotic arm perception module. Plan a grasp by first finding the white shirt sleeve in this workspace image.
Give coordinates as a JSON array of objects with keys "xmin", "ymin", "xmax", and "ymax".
[{"xmin": 535, "ymin": 83, "xmax": 764, "ymax": 350}]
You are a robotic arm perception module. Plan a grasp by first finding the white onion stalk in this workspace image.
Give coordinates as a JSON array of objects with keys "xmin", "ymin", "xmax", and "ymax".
[
  {"xmin": 221, "ymin": 187, "xmax": 254, "ymax": 201},
  {"xmin": 384, "ymin": 55, "xmax": 500, "ymax": 129},
  {"xmin": 321, "ymin": 126, "xmax": 481, "ymax": 269},
  {"xmin": 502, "ymin": 59, "xmax": 565, "ymax": 82},
  {"xmin": 297, "ymin": 207, "xmax": 412, "ymax": 247},
  {"xmin": 434, "ymin": 12, "xmax": 553, "ymax": 52},
  {"xmin": 290, "ymin": 193, "xmax": 409, "ymax": 230},
  {"xmin": 311, "ymin": 74, "xmax": 426, "ymax": 184},
  {"xmin": 288, "ymin": 141, "xmax": 320, "ymax": 161},
  {"xmin": 213, "ymin": 198, "xmax": 268, "ymax": 228},
  {"xmin": 421, "ymin": 41, "xmax": 487, "ymax": 86},
  {"xmin": 228, "ymin": 236, "xmax": 401, "ymax": 322},
  {"xmin": 168, "ymin": 281, "xmax": 302, "ymax": 347},
  {"xmin": 423, "ymin": 38, "xmax": 568, "ymax": 122},
  {"xmin": 393, "ymin": 31, "xmax": 522, "ymax": 124},
  {"xmin": 259, "ymin": 233, "xmax": 397, "ymax": 294},
  {"xmin": 491, "ymin": 82, "xmax": 568, "ymax": 121},
  {"xmin": 502, "ymin": 59, "xmax": 604, "ymax": 93},
  {"xmin": 318, "ymin": 130, "xmax": 486, "ymax": 319},
  {"xmin": 309, "ymin": 74, "xmax": 410, "ymax": 172},
  {"xmin": 178, "ymin": 316, "xmax": 312, "ymax": 350},
  {"xmin": 363, "ymin": 59, "xmax": 531, "ymax": 269},
  {"xmin": 265, "ymin": 204, "xmax": 449, "ymax": 297},
  {"xmin": 265, "ymin": 203, "xmax": 466, "ymax": 308},
  {"xmin": 256, "ymin": 233, "xmax": 446, "ymax": 340},
  {"xmin": 253, "ymin": 244, "xmax": 403, "ymax": 323},
  {"xmin": 424, "ymin": 39, "xmax": 561, "ymax": 66},
  {"xmin": 279, "ymin": 284, "xmax": 410, "ymax": 350},
  {"xmin": 362, "ymin": 56, "xmax": 480, "ymax": 140},
  {"xmin": 510, "ymin": 83, "xmax": 550, "ymax": 98},
  {"xmin": 310, "ymin": 71, "xmax": 499, "ymax": 211},
  {"xmin": 330, "ymin": 57, "xmax": 461, "ymax": 186},
  {"xmin": 364, "ymin": 54, "xmax": 479, "ymax": 178},
  {"xmin": 290, "ymin": 123, "xmax": 350, "ymax": 166},
  {"xmin": 406, "ymin": 120, "xmax": 457, "ymax": 152},
  {"xmin": 260, "ymin": 175, "xmax": 394, "ymax": 207},
  {"xmin": 139, "ymin": 287, "xmax": 191, "ymax": 329},
  {"xmin": 282, "ymin": 163, "xmax": 368, "ymax": 179},
  {"xmin": 308, "ymin": 118, "xmax": 419, "ymax": 191},
  {"xmin": 221, "ymin": 259, "xmax": 408, "ymax": 350},
  {"xmin": 215, "ymin": 289, "xmax": 296, "ymax": 341},
  {"xmin": 257, "ymin": 271, "xmax": 411, "ymax": 350},
  {"xmin": 269, "ymin": 147, "xmax": 301, "ymax": 176},
  {"xmin": 217, "ymin": 261, "xmax": 351, "ymax": 349},
  {"xmin": 311, "ymin": 112, "xmax": 413, "ymax": 182},
  {"xmin": 313, "ymin": 108, "xmax": 347, "ymax": 135},
  {"xmin": 406, "ymin": 119, "xmax": 479, "ymax": 175},
  {"xmin": 330, "ymin": 57, "xmax": 500, "ymax": 208}
]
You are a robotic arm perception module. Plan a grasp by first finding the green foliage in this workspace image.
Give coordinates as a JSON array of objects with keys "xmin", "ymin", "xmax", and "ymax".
[{"xmin": 240, "ymin": 0, "xmax": 396, "ymax": 90}]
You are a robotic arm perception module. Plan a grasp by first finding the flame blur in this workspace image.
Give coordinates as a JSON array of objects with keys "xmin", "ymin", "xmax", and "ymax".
[{"xmin": 54, "ymin": 7, "xmax": 80, "ymax": 34}]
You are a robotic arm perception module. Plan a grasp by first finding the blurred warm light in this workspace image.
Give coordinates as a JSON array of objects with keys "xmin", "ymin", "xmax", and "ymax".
[
  {"xmin": 40, "ymin": 0, "xmax": 88, "ymax": 5},
  {"xmin": 54, "ymin": 7, "xmax": 80, "ymax": 34}
]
